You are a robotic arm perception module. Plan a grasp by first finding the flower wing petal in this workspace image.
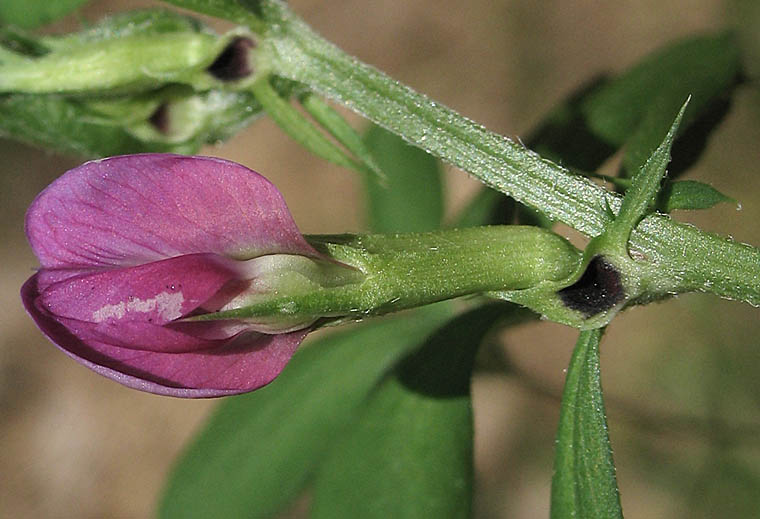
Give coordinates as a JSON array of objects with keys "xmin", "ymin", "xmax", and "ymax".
[
  {"xmin": 37, "ymin": 253, "xmax": 238, "ymax": 327},
  {"xmin": 26, "ymin": 154, "xmax": 315, "ymax": 268},
  {"xmin": 22, "ymin": 275, "xmax": 305, "ymax": 397}
]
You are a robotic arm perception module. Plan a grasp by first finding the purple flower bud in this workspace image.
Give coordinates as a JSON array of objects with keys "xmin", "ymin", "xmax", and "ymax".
[{"xmin": 21, "ymin": 154, "xmax": 319, "ymax": 398}]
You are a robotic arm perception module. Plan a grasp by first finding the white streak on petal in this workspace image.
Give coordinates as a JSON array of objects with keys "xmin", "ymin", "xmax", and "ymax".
[{"xmin": 92, "ymin": 291, "xmax": 185, "ymax": 323}]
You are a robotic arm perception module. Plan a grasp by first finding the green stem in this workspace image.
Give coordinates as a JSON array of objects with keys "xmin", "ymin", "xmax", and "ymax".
[{"xmin": 249, "ymin": 0, "xmax": 760, "ymax": 307}]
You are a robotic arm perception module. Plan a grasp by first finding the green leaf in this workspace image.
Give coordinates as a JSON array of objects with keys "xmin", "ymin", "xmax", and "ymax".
[
  {"xmin": 580, "ymin": 33, "xmax": 742, "ymax": 178},
  {"xmin": 311, "ymin": 303, "xmax": 520, "ymax": 519},
  {"xmin": 0, "ymin": 0, "xmax": 89, "ymax": 29},
  {"xmin": 529, "ymin": 76, "xmax": 617, "ymax": 173},
  {"xmin": 582, "ymin": 33, "xmax": 740, "ymax": 147},
  {"xmin": 160, "ymin": 0, "xmax": 265, "ymax": 32},
  {"xmin": 158, "ymin": 305, "xmax": 452, "ymax": 519},
  {"xmin": 363, "ymin": 124, "xmax": 443, "ymax": 232},
  {"xmin": 453, "ymin": 187, "xmax": 513, "ymax": 228},
  {"xmin": 551, "ymin": 328, "xmax": 622, "ymax": 519},
  {"xmin": 454, "ymin": 33, "xmax": 740, "ymax": 228},
  {"xmin": 658, "ymin": 180, "xmax": 735, "ymax": 213}
]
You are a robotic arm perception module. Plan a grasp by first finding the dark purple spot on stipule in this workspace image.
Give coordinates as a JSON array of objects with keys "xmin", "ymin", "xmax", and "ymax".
[
  {"xmin": 207, "ymin": 37, "xmax": 255, "ymax": 81},
  {"xmin": 148, "ymin": 103, "xmax": 170, "ymax": 134},
  {"xmin": 558, "ymin": 256, "xmax": 625, "ymax": 317}
]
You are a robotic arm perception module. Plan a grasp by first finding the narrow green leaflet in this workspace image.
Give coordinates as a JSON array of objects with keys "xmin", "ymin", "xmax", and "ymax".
[
  {"xmin": 363, "ymin": 124, "xmax": 443, "ymax": 232},
  {"xmin": 457, "ymin": 34, "xmax": 740, "ymax": 226},
  {"xmin": 658, "ymin": 180, "xmax": 735, "ymax": 212},
  {"xmin": 298, "ymin": 91, "xmax": 383, "ymax": 179},
  {"xmin": 0, "ymin": 0, "xmax": 89, "ymax": 29},
  {"xmin": 550, "ymin": 328, "xmax": 622, "ymax": 519},
  {"xmin": 158, "ymin": 305, "xmax": 452, "ymax": 519},
  {"xmin": 311, "ymin": 303, "xmax": 519, "ymax": 519},
  {"xmin": 250, "ymin": 76, "xmax": 368, "ymax": 174}
]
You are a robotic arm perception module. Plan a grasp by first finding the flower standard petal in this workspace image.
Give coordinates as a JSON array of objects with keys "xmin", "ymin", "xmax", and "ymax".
[{"xmin": 25, "ymin": 154, "xmax": 316, "ymax": 269}]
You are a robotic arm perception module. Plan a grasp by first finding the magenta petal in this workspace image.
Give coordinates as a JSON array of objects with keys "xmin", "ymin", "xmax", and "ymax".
[
  {"xmin": 26, "ymin": 154, "xmax": 316, "ymax": 269},
  {"xmin": 22, "ymin": 276, "xmax": 306, "ymax": 397},
  {"xmin": 80, "ymin": 332, "xmax": 307, "ymax": 397},
  {"xmin": 49, "ymin": 316, "xmax": 236, "ymax": 354},
  {"xmin": 37, "ymin": 253, "xmax": 238, "ymax": 326}
]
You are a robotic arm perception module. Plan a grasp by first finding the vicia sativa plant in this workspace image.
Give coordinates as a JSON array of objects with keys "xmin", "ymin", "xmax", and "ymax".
[{"xmin": 4, "ymin": 1, "xmax": 758, "ymax": 517}]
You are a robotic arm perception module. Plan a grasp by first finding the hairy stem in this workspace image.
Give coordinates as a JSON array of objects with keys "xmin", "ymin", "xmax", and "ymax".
[{"xmin": 228, "ymin": 0, "xmax": 760, "ymax": 306}]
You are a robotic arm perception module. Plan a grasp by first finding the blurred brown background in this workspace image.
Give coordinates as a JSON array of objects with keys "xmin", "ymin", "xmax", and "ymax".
[{"xmin": 2, "ymin": 1, "xmax": 760, "ymax": 517}]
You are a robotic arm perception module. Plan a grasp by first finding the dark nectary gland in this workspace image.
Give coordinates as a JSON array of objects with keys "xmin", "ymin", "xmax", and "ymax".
[
  {"xmin": 148, "ymin": 103, "xmax": 170, "ymax": 134},
  {"xmin": 207, "ymin": 37, "xmax": 255, "ymax": 81},
  {"xmin": 558, "ymin": 255, "xmax": 624, "ymax": 317}
]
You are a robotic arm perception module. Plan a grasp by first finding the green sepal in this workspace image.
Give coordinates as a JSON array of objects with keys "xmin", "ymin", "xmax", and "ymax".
[
  {"xmin": 192, "ymin": 254, "xmax": 364, "ymax": 334},
  {"xmin": 191, "ymin": 226, "xmax": 581, "ymax": 328},
  {"xmin": 550, "ymin": 328, "xmax": 623, "ymax": 519},
  {"xmin": 298, "ymin": 91, "xmax": 384, "ymax": 180},
  {"xmin": 250, "ymin": 75, "xmax": 369, "ymax": 174}
]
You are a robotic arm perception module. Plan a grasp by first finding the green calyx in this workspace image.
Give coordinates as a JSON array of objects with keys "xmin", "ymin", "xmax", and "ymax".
[
  {"xmin": 191, "ymin": 226, "xmax": 582, "ymax": 331},
  {"xmin": 0, "ymin": 23, "xmax": 259, "ymax": 95}
]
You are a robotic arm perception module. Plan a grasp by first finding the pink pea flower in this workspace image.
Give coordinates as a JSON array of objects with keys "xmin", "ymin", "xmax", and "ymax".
[{"xmin": 21, "ymin": 154, "xmax": 323, "ymax": 398}]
